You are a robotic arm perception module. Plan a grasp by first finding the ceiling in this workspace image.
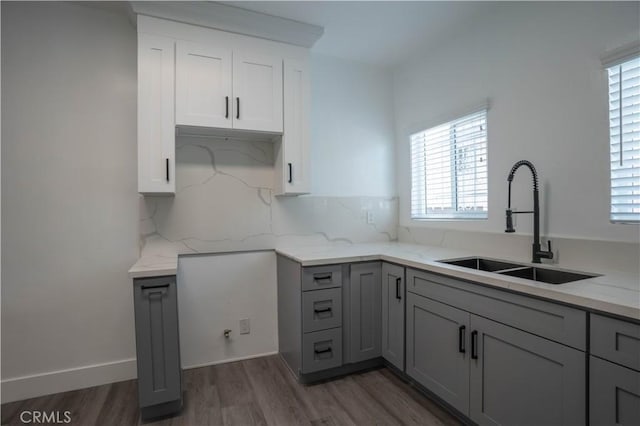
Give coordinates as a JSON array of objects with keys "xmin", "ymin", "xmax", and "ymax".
[
  {"xmin": 84, "ymin": 1, "xmax": 494, "ymax": 67},
  {"xmin": 220, "ymin": 1, "xmax": 494, "ymax": 67}
]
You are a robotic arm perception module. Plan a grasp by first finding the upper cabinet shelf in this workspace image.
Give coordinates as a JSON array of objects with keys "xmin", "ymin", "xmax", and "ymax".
[{"xmin": 136, "ymin": 15, "xmax": 311, "ymax": 196}]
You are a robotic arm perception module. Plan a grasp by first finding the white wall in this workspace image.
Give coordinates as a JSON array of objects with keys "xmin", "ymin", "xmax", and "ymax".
[
  {"xmin": 1, "ymin": 2, "xmax": 139, "ymax": 400},
  {"xmin": 311, "ymin": 54, "xmax": 396, "ymax": 197},
  {"xmin": 177, "ymin": 252, "xmax": 277, "ymax": 368},
  {"xmin": 394, "ymin": 1, "xmax": 640, "ymax": 243}
]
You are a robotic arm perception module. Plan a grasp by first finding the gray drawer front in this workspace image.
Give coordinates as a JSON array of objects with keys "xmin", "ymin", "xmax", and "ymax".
[
  {"xmin": 302, "ymin": 328, "xmax": 343, "ymax": 373},
  {"xmin": 303, "ymin": 287, "xmax": 342, "ymax": 333},
  {"xmin": 302, "ymin": 265, "xmax": 342, "ymax": 291},
  {"xmin": 407, "ymin": 268, "xmax": 586, "ymax": 350},
  {"xmin": 591, "ymin": 314, "xmax": 640, "ymax": 371}
]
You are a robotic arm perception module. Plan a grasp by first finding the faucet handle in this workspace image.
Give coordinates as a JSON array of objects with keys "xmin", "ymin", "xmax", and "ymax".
[{"xmin": 545, "ymin": 240, "xmax": 554, "ymax": 259}]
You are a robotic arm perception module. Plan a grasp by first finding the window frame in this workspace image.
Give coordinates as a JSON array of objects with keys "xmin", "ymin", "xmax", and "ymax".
[
  {"xmin": 409, "ymin": 108, "xmax": 489, "ymax": 221},
  {"xmin": 605, "ymin": 54, "xmax": 640, "ymax": 224}
]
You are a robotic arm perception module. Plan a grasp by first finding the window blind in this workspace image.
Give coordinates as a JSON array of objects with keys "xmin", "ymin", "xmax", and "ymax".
[
  {"xmin": 608, "ymin": 57, "xmax": 640, "ymax": 223},
  {"xmin": 410, "ymin": 110, "xmax": 488, "ymax": 219}
]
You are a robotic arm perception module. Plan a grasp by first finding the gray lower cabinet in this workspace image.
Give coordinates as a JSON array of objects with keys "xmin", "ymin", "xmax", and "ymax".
[
  {"xmin": 405, "ymin": 269, "xmax": 586, "ymax": 426},
  {"xmin": 469, "ymin": 315, "xmax": 585, "ymax": 426},
  {"xmin": 347, "ymin": 262, "xmax": 382, "ymax": 363},
  {"xmin": 589, "ymin": 314, "xmax": 640, "ymax": 425},
  {"xmin": 590, "ymin": 356, "xmax": 640, "ymax": 426},
  {"xmin": 381, "ymin": 262, "xmax": 405, "ymax": 371},
  {"xmin": 133, "ymin": 275, "xmax": 182, "ymax": 420},
  {"xmin": 277, "ymin": 255, "xmax": 346, "ymax": 378},
  {"xmin": 406, "ymin": 292, "xmax": 470, "ymax": 414}
]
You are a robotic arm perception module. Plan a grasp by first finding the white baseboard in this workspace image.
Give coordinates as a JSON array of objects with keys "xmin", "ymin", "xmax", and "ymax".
[
  {"xmin": 183, "ymin": 351, "xmax": 279, "ymax": 370},
  {"xmin": 1, "ymin": 351, "xmax": 280, "ymax": 404},
  {"xmin": 1, "ymin": 358, "xmax": 137, "ymax": 404}
]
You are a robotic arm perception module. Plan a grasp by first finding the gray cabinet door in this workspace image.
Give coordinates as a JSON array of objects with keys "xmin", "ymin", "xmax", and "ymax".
[
  {"xmin": 590, "ymin": 356, "xmax": 640, "ymax": 426},
  {"xmin": 348, "ymin": 262, "xmax": 382, "ymax": 363},
  {"xmin": 381, "ymin": 262, "xmax": 405, "ymax": 371},
  {"xmin": 406, "ymin": 292, "xmax": 470, "ymax": 415},
  {"xmin": 469, "ymin": 315, "xmax": 585, "ymax": 426},
  {"xmin": 133, "ymin": 276, "xmax": 182, "ymax": 408}
]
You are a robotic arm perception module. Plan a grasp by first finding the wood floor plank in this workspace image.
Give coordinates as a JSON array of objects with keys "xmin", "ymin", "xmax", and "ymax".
[
  {"xmin": 270, "ymin": 356, "xmax": 356, "ymax": 426},
  {"xmin": 325, "ymin": 374, "xmax": 403, "ymax": 425},
  {"xmin": 242, "ymin": 356, "xmax": 312, "ymax": 426},
  {"xmin": 221, "ymin": 402, "xmax": 268, "ymax": 426},
  {"xmin": 1, "ymin": 356, "xmax": 461, "ymax": 426},
  {"xmin": 181, "ymin": 367, "xmax": 223, "ymax": 426},
  {"xmin": 353, "ymin": 369, "xmax": 459, "ymax": 426},
  {"xmin": 209, "ymin": 361, "xmax": 256, "ymax": 408},
  {"xmin": 378, "ymin": 368, "xmax": 462, "ymax": 426},
  {"xmin": 97, "ymin": 380, "xmax": 140, "ymax": 426},
  {"xmin": 0, "ymin": 399, "xmax": 26, "ymax": 425}
]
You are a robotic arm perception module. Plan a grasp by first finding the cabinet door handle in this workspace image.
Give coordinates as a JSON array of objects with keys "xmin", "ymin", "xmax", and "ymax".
[
  {"xmin": 395, "ymin": 277, "xmax": 402, "ymax": 300},
  {"xmin": 165, "ymin": 158, "xmax": 170, "ymax": 182},
  {"xmin": 236, "ymin": 97, "xmax": 240, "ymax": 119},
  {"xmin": 314, "ymin": 347, "xmax": 332, "ymax": 355},
  {"xmin": 225, "ymin": 96, "xmax": 229, "ymax": 118},
  {"xmin": 458, "ymin": 325, "xmax": 466, "ymax": 353},
  {"xmin": 288, "ymin": 163, "xmax": 293, "ymax": 183},
  {"xmin": 471, "ymin": 330, "xmax": 478, "ymax": 359},
  {"xmin": 314, "ymin": 307, "xmax": 332, "ymax": 314},
  {"xmin": 313, "ymin": 273, "xmax": 332, "ymax": 282}
]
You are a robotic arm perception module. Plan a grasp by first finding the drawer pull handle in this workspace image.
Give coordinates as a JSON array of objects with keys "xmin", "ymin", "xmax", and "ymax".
[
  {"xmin": 165, "ymin": 158, "xmax": 170, "ymax": 182},
  {"xmin": 459, "ymin": 325, "xmax": 466, "ymax": 353},
  {"xmin": 236, "ymin": 97, "xmax": 240, "ymax": 119},
  {"xmin": 314, "ymin": 347, "xmax": 332, "ymax": 355},
  {"xmin": 395, "ymin": 277, "xmax": 402, "ymax": 300},
  {"xmin": 471, "ymin": 330, "xmax": 478, "ymax": 359},
  {"xmin": 225, "ymin": 96, "xmax": 229, "ymax": 119},
  {"xmin": 314, "ymin": 307, "xmax": 332, "ymax": 314},
  {"xmin": 141, "ymin": 283, "xmax": 170, "ymax": 290},
  {"xmin": 313, "ymin": 274, "xmax": 332, "ymax": 282}
]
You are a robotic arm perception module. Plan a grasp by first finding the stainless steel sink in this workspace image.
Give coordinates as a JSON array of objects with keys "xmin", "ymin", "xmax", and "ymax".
[
  {"xmin": 440, "ymin": 257, "xmax": 524, "ymax": 272},
  {"xmin": 438, "ymin": 256, "xmax": 598, "ymax": 285},
  {"xmin": 497, "ymin": 267, "xmax": 598, "ymax": 284}
]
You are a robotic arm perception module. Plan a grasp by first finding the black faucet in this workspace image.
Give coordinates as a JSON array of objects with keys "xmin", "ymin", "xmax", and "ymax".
[{"xmin": 505, "ymin": 160, "xmax": 553, "ymax": 264}]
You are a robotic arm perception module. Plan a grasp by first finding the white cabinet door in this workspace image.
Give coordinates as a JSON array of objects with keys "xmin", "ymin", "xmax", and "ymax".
[
  {"xmin": 275, "ymin": 59, "xmax": 310, "ymax": 195},
  {"xmin": 176, "ymin": 41, "xmax": 232, "ymax": 129},
  {"xmin": 138, "ymin": 33, "xmax": 175, "ymax": 194},
  {"xmin": 232, "ymin": 53, "xmax": 283, "ymax": 133}
]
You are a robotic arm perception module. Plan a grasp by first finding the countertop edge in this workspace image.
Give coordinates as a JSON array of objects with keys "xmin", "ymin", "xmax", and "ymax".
[{"xmin": 130, "ymin": 244, "xmax": 640, "ymax": 321}]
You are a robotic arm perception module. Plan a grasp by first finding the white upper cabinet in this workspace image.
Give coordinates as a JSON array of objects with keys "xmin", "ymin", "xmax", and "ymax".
[
  {"xmin": 138, "ymin": 33, "xmax": 175, "ymax": 195},
  {"xmin": 136, "ymin": 15, "xmax": 312, "ymax": 195},
  {"xmin": 175, "ymin": 43, "xmax": 283, "ymax": 133},
  {"xmin": 275, "ymin": 59, "xmax": 310, "ymax": 195},
  {"xmin": 232, "ymin": 53, "xmax": 283, "ymax": 133},
  {"xmin": 176, "ymin": 42, "xmax": 232, "ymax": 129}
]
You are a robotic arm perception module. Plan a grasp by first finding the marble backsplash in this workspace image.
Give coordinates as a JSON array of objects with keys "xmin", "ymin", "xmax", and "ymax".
[{"xmin": 139, "ymin": 136, "xmax": 398, "ymax": 254}]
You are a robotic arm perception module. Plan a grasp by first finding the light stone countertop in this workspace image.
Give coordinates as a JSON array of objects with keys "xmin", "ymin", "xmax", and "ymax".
[{"xmin": 129, "ymin": 238, "xmax": 640, "ymax": 321}]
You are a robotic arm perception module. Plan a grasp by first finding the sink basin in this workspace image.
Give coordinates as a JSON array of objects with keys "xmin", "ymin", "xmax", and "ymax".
[
  {"xmin": 498, "ymin": 267, "xmax": 598, "ymax": 284},
  {"xmin": 440, "ymin": 257, "xmax": 524, "ymax": 272},
  {"xmin": 438, "ymin": 256, "xmax": 598, "ymax": 285}
]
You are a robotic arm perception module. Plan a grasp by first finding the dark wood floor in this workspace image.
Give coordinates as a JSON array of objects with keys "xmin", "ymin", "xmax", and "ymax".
[{"xmin": 1, "ymin": 355, "xmax": 461, "ymax": 426}]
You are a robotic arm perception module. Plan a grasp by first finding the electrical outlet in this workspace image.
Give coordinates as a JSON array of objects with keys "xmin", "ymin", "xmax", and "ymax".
[
  {"xmin": 239, "ymin": 318, "xmax": 250, "ymax": 335},
  {"xmin": 366, "ymin": 211, "xmax": 375, "ymax": 224}
]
